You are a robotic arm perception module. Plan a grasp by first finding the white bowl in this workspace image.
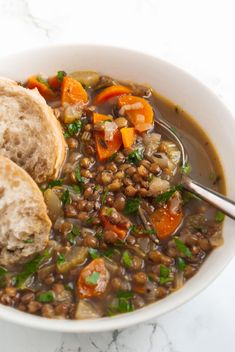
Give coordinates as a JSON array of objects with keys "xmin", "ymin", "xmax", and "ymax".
[{"xmin": 0, "ymin": 44, "xmax": 235, "ymax": 333}]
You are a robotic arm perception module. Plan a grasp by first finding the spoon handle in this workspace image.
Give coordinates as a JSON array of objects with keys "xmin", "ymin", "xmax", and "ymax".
[{"xmin": 182, "ymin": 175, "xmax": 235, "ymax": 220}]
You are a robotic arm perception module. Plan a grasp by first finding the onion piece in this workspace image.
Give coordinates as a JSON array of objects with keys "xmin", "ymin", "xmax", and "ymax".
[
  {"xmin": 75, "ymin": 300, "xmax": 101, "ymax": 319},
  {"xmin": 57, "ymin": 247, "xmax": 88, "ymax": 274},
  {"xmin": 174, "ymin": 271, "xmax": 184, "ymax": 290},
  {"xmin": 149, "ymin": 177, "xmax": 170, "ymax": 196},
  {"xmin": 209, "ymin": 230, "xmax": 224, "ymax": 247},
  {"xmin": 64, "ymin": 102, "xmax": 83, "ymax": 124},
  {"xmin": 104, "ymin": 121, "xmax": 118, "ymax": 141},
  {"xmin": 143, "ymin": 133, "xmax": 161, "ymax": 157},
  {"xmin": 44, "ymin": 189, "xmax": 63, "ymax": 222},
  {"xmin": 168, "ymin": 191, "xmax": 182, "ymax": 215}
]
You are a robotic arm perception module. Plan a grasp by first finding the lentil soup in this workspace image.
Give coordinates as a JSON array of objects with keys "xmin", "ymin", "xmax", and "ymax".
[{"xmin": 0, "ymin": 70, "xmax": 224, "ymax": 319}]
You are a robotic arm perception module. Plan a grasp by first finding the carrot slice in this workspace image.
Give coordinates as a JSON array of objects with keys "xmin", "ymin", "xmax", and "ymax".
[
  {"xmin": 93, "ymin": 85, "xmax": 131, "ymax": 105},
  {"xmin": 150, "ymin": 206, "xmax": 183, "ymax": 241},
  {"xmin": 95, "ymin": 130, "xmax": 122, "ymax": 161},
  {"xmin": 26, "ymin": 76, "xmax": 56, "ymax": 101},
  {"xmin": 118, "ymin": 95, "xmax": 154, "ymax": 132},
  {"xmin": 120, "ymin": 127, "xmax": 136, "ymax": 149},
  {"xmin": 61, "ymin": 76, "xmax": 88, "ymax": 105},
  {"xmin": 93, "ymin": 113, "xmax": 112, "ymax": 124},
  {"xmin": 78, "ymin": 258, "xmax": 110, "ymax": 298}
]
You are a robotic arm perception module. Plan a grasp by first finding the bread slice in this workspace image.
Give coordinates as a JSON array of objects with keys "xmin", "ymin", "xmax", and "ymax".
[
  {"xmin": 0, "ymin": 155, "xmax": 51, "ymax": 268},
  {"xmin": 0, "ymin": 78, "xmax": 67, "ymax": 183}
]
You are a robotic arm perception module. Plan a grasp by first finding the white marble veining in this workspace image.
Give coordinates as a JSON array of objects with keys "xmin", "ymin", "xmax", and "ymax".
[{"xmin": 1, "ymin": 0, "xmax": 235, "ymax": 351}]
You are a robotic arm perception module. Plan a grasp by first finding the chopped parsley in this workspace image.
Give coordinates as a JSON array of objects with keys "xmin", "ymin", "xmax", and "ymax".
[
  {"xmin": 180, "ymin": 162, "xmax": 192, "ymax": 175},
  {"xmin": 155, "ymin": 185, "xmax": 182, "ymax": 204},
  {"xmin": 67, "ymin": 225, "xmax": 80, "ymax": 245},
  {"xmin": 23, "ymin": 238, "xmax": 34, "ymax": 244},
  {"xmin": 0, "ymin": 266, "xmax": 7, "ymax": 277},
  {"xmin": 72, "ymin": 184, "xmax": 82, "ymax": 195},
  {"xmin": 144, "ymin": 228, "xmax": 156, "ymax": 235},
  {"xmin": 174, "ymin": 238, "xmax": 192, "ymax": 258},
  {"xmin": 108, "ymin": 153, "xmax": 117, "ymax": 161},
  {"xmin": 61, "ymin": 189, "xmax": 71, "ymax": 205},
  {"xmin": 86, "ymin": 217, "xmax": 95, "ymax": 225},
  {"xmin": 47, "ymin": 179, "xmax": 63, "ymax": 189},
  {"xmin": 65, "ymin": 282, "xmax": 74, "ymax": 291},
  {"xmin": 37, "ymin": 291, "xmax": 55, "ymax": 303},
  {"xmin": 215, "ymin": 211, "xmax": 225, "ymax": 222},
  {"xmin": 159, "ymin": 265, "xmax": 173, "ymax": 285},
  {"xmin": 108, "ymin": 291, "xmax": 134, "ymax": 315},
  {"xmin": 14, "ymin": 250, "xmax": 50, "ymax": 287},
  {"xmin": 127, "ymin": 149, "xmax": 143, "ymax": 165},
  {"xmin": 57, "ymin": 70, "xmax": 66, "ymax": 82},
  {"xmin": 122, "ymin": 250, "xmax": 132, "ymax": 267},
  {"xmin": 37, "ymin": 76, "xmax": 49, "ymax": 87},
  {"xmin": 85, "ymin": 271, "xmax": 100, "ymax": 285},
  {"xmin": 103, "ymin": 248, "xmax": 115, "ymax": 258},
  {"xmin": 64, "ymin": 120, "xmax": 82, "ymax": 137},
  {"xmin": 176, "ymin": 257, "xmax": 186, "ymax": 271},
  {"xmin": 88, "ymin": 248, "xmax": 100, "ymax": 259},
  {"xmin": 105, "ymin": 207, "xmax": 113, "ymax": 216},
  {"xmin": 75, "ymin": 165, "xmax": 84, "ymax": 183},
  {"xmin": 182, "ymin": 191, "xmax": 201, "ymax": 204},
  {"xmin": 56, "ymin": 253, "xmax": 66, "ymax": 265},
  {"xmin": 124, "ymin": 197, "xmax": 141, "ymax": 215},
  {"xmin": 101, "ymin": 189, "xmax": 109, "ymax": 205}
]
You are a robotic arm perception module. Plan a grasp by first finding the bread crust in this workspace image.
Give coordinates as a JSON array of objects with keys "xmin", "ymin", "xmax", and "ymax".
[
  {"xmin": 0, "ymin": 155, "xmax": 51, "ymax": 268},
  {"xmin": 0, "ymin": 78, "xmax": 67, "ymax": 183}
]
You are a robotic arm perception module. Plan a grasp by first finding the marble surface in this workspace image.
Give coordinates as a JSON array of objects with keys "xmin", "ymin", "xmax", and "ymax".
[{"xmin": 1, "ymin": 0, "xmax": 235, "ymax": 351}]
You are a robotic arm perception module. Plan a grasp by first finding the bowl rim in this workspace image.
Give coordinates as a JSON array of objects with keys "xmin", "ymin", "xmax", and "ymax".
[{"xmin": 0, "ymin": 43, "xmax": 234, "ymax": 333}]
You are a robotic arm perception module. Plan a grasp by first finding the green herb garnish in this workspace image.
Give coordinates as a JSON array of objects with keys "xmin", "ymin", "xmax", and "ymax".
[
  {"xmin": 159, "ymin": 277, "xmax": 173, "ymax": 285},
  {"xmin": 108, "ymin": 153, "xmax": 117, "ymax": 161},
  {"xmin": 15, "ymin": 250, "xmax": 50, "ymax": 287},
  {"xmin": 0, "ymin": 266, "xmax": 7, "ymax": 277},
  {"xmin": 75, "ymin": 165, "xmax": 84, "ymax": 183},
  {"xmin": 85, "ymin": 271, "xmax": 100, "ymax": 285},
  {"xmin": 180, "ymin": 162, "xmax": 192, "ymax": 175},
  {"xmin": 37, "ymin": 291, "xmax": 55, "ymax": 303},
  {"xmin": 67, "ymin": 120, "xmax": 82, "ymax": 137},
  {"xmin": 127, "ymin": 149, "xmax": 143, "ymax": 165},
  {"xmin": 57, "ymin": 70, "xmax": 66, "ymax": 82},
  {"xmin": 176, "ymin": 257, "xmax": 186, "ymax": 271},
  {"xmin": 174, "ymin": 238, "xmax": 192, "ymax": 258},
  {"xmin": 88, "ymin": 248, "xmax": 100, "ymax": 259},
  {"xmin": 103, "ymin": 248, "xmax": 114, "ymax": 258},
  {"xmin": 56, "ymin": 253, "xmax": 66, "ymax": 265},
  {"xmin": 122, "ymin": 250, "xmax": 132, "ymax": 267},
  {"xmin": 108, "ymin": 291, "xmax": 134, "ymax": 315},
  {"xmin": 182, "ymin": 191, "xmax": 201, "ymax": 204},
  {"xmin": 101, "ymin": 189, "xmax": 109, "ymax": 205},
  {"xmin": 67, "ymin": 225, "xmax": 81, "ymax": 245},
  {"xmin": 124, "ymin": 197, "xmax": 141, "ymax": 215},
  {"xmin": 160, "ymin": 264, "xmax": 170, "ymax": 278},
  {"xmin": 105, "ymin": 208, "xmax": 113, "ymax": 216},
  {"xmin": 215, "ymin": 211, "xmax": 225, "ymax": 222},
  {"xmin": 61, "ymin": 189, "xmax": 71, "ymax": 205},
  {"xmin": 155, "ymin": 185, "xmax": 182, "ymax": 204},
  {"xmin": 47, "ymin": 179, "xmax": 63, "ymax": 188},
  {"xmin": 72, "ymin": 185, "xmax": 82, "ymax": 195},
  {"xmin": 65, "ymin": 282, "xmax": 74, "ymax": 291},
  {"xmin": 86, "ymin": 217, "xmax": 95, "ymax": 225},
  {"xmin": 37, "ymin": 76, "xmax": 49, "ymax": 87},
  {"xmin": 23, "ymin": 238, "xmax": 34, "ymax": 244},
  {"xmin": 159, "ymin": 264, "xmax": 173, "ymax": 285},
  {"xmin": 144, "ymin": 229, "xmax": 156, "ymax": 235}
]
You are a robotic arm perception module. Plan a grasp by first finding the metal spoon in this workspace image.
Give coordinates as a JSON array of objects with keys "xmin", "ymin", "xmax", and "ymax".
[{"xmin": 156, "ymin": 117, "xmax": 235, "ymax": 220}]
